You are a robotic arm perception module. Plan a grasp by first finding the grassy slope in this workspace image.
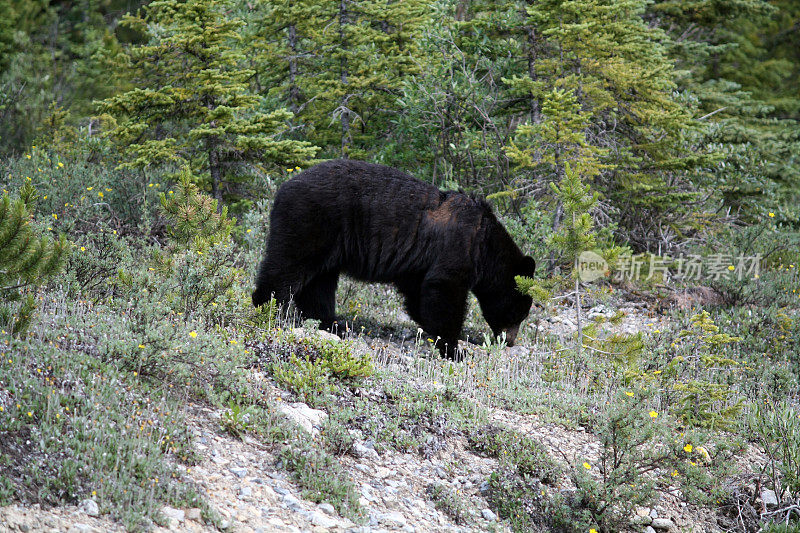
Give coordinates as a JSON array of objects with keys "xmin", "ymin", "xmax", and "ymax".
[{"xmin": 1, "ymin": 150, "xmax": 799, "ymax": 532}]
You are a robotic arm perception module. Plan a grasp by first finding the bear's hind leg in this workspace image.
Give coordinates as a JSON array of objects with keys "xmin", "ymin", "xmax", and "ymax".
[{"xmin": 294, "ymin": 270, "xmax": 340, "ymax": 329}]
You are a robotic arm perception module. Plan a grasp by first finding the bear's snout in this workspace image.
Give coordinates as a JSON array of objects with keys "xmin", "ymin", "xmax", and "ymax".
[{"xmin": 503, "ymin": 324, "xmax": 520, "ymax": 347}]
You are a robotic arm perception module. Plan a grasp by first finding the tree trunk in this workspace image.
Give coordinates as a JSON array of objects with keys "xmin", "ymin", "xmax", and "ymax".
[
  {"xmin": 339, "ymin": 0, "xmax": 351, "ymax": 158},
  {"xmin": 287, "ymin": 24, "xmax": 300, "ymax": 114},
  {"xmin": 547, "ymin": 201, "xmax": 563, "ymax": 272},
  {"xmin": 574, "ymin": 251, "xmax": 582, "ymax": 357},
  {"xmin": 524, "ymin": 4, "xmax": 541, "ymax": 124},
  {"xmin": 208, "ymin": 143, "xmax": 223, "ymax": 212}
]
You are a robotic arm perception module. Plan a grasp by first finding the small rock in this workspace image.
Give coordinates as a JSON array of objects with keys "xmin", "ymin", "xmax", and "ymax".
[
  {"xmin": 79, "ymin": 499, "xmax": 100, "ymax": 517},
  {"xmin": 380, "ymin": 510, "xmax": 407, "ymax": 527},
  {"xmin": 361, "ymin": 484, "xmax": 379, "ymax": 503},
  {"xmin": 762, "ymin": 489, "xmax": 778, "ymax": 506},
  {"xmin": 354, "ymin": 463, "xmax": 372, "ymax": 474},
  {"xmin": 230, "ymin": 467, "xmax": 248, "ymax": 478},
  {"xmin": 186, "ymin": 508, "xmax": 202, "ymax": 521},
  {"xmin": 479, "ymin": 481, "xmax": 490, "ymax": 494},
  {"xmin": 353, "ymin": 442, "xmax": 380, "ymax": 461},
  {"xmin": 482, "ymin": 509, "xmax": 497, "ymax": 522},
  {"xmin": 239, "ymin": 486, "xmax": 252, "ymax": 499},
  {"xmin": 279, "ymin": 402, "xmax": 328, "ymax": 435},
  {"xmin": 311, "ymin": 511, "xmax": 338, "ymax": 528},
  {"xmin": 645, "ymin": 527, "xmax": 657, "ymax": 533},
  {"xmin": 651, "ymin": 518, "xmax": 675, "ymax": 531},
  {"xmin": 283, "ymin": 493, "xmax": 302, "ymax": 511},
  {"xmin": 267, "ymin": 517, "xmax": 287, "ymax": 529},
  {"xmin": 162, "ymin": 506, "xmax": 185, "ymax": 523},
  {"xmin": 650, "ymin": 508, "xmax": 659, "ymax": 519},
  {"xmin": 318, "ymin": 503, "xmax": 336, "ymax": 516},
  {"xmin": 273, "ymin": 486, "xmax": 290, "ymax": 496},
  {"xmin": 70, "ymin": 525, "xmax": 95, "ymax": 533}
]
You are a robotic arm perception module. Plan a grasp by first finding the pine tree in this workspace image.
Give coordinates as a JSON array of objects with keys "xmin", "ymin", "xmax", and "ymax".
[
  {"xmin": 159, "ymin": 167, "xmax": 235, "ymax": 251},
  {"xmin": 99, "ymin": 0, "xmax": 318, "ymax": 206},
  {"xmin": 649, "ymin": 0, "xmax": 800, "ymax": 224},
  {"xmin": 506, "ymin": 87, "xmax": 606, "ymax": 266},
  {"xmin": 506, "ymin": 0, "xmax": 707, "ymax": 250},
  {"xmin": 0, "ymin": 0, "xmax": 126, "ymax": 153},
  {"xmin": 0, "ymin": 184, "xmax": 68, "ymax": 335},
  {"xmin": 513, "ymin": 89, "xmax": 624, "ymax": 354},
  {"xmin": 156, "ymin": 167, "xmax": 240, "ymax": 317},
  {"xmin": 249, "ymin": 0, "xmax": 430, "ymax": 158}
]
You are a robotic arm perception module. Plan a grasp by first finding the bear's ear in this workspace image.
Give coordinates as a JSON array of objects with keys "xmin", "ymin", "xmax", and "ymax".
[{"xmin": 519, "ymin": 255, "xmax": 536, "ymax": 277}]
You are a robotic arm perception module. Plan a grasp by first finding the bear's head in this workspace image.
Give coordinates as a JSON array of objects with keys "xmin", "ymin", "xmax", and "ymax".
[{"xmin": 477, "ymin": 254, "xmax": 535, "ymax": 347}]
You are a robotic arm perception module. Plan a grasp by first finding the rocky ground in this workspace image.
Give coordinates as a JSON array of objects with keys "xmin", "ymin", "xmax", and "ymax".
[{"xmin": 0, "ymin": 290, "xmax": 767, "ymax": 533}]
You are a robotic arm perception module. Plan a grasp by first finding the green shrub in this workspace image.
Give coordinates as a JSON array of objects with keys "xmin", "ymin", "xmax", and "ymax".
[
  {"xmin": 321, "ymin": 416, "xmax": 355, "ymax": 456},
  {"xmin": 279, "ymin": 440, "xmax": 363, "ymax": 521},
  {"xmin": 468, "ymin": 425, "xmax": 560, "ymax": 484},
  {"xmin": 269, "ymin": 333, "xmax": 374, "ymax": 404},
  {"xmin": 703, "ymin": 217, "xmax": 800, "ymax": 307},
  {"xmin": 427, "ymin": 483, "xmax": 472, "ymax": 525},
  {"xmin": 0, "ymin": 184, "xmax": 68, "ymax": 335},
  {"xmin": 0, "ymin": 325, "xmax": 203, "ymax": 530},
  {"xmin": 660, "ymin": 311, "xmax": 743, "ymax": 429},
  {"xmin": 1, "ymin": 145, "xmax": 157, "ymax": 234},
  {"xmin": 220, "ymin": 401, "xmax": 258, "ymax": 439},
  {"xmin": 749, "ymin": 401, "xmax": 800, "ymax": 527}
]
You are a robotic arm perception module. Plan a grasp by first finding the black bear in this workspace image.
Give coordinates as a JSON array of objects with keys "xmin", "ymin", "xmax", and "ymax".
[{"xmin": 252, "ymin": 159, "xmax": 535, "ymax": 359}]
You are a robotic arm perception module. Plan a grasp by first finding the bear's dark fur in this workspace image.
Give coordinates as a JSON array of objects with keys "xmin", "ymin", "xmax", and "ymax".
[{"xmin": 252, "ymin": 159, "xmax": 535, "ymax": 359}]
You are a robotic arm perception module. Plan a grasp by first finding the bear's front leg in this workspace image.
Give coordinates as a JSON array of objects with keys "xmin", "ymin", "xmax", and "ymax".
[{"xmin": 417, "ymin": 278, "xmax": 468, "ymax": 360}]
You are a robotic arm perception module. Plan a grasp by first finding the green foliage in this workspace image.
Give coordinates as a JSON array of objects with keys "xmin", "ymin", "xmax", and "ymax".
[
  {"xmin": 99, "ymin": 0, "xmax": 318, "ymax": 204},
  {"xmin": 0, "ymin": 0, "xmax": 123, "ymax": 153},
  {"xmin": 749, "ymin": 401, "xmax": 800, "ymax": 516},
  {"xmin": 270, "ymin": 333, "xmax": 374, "ymax": 404},
  {"xmin": 150, "ymin": 167, "xmax": 244, "ymax": 318},
  {"xmin": 1, "ymin": 145, "xmax": 158, "ymax": 235},
  {"xmin": 427, "ymin": 483, "xmax": 472, "ymax": 525},
  {"xmin": 702, "ymin": 215, "xmax": 800, "ymax": 307},
  {"xmin": 661, "ymin": 311, "xmax": 743, "ymax": 429},
  {"xmin": 159, "ymin": 168, "xmax": 235, "ymax": 250},
  {"xmin": 320, "ymin": 416, "xmax": 355, "ymax": 457},
  {"xmin": 249, "ymin": 0, "xmax": 431, "ymax": 159},
  {"xmin": 582, "ymin": 323, "xmax": 645, "ymax": 378},
  {"xmin": 0, "ymin": 307, "xmax": 204, "ymax": 529},
  {"xmin": 220, "ymin": 401, "xmax": 257, "ymax": 439},
  {"xmin": 565, "ymin": 397, "xmax": 674, "ymax": 531},
  {"xmin": 468, "ymin": 425, "xmax": 561, "ymax": 484},
  {"xmin": 0, "ymin": 186, "xmax": 68, "ymax": 335},
  {"xmin": 279, "ymin": 440, "xmax": 363, "ymax": 521},
  {"xmin": 654, "ymin": 0, "xmax": 800, "ymax": 224}
]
